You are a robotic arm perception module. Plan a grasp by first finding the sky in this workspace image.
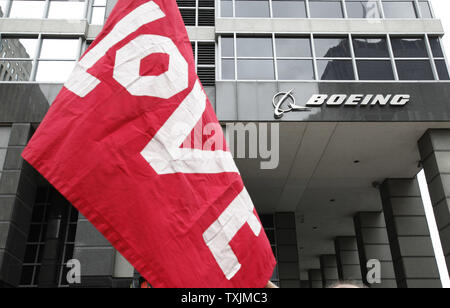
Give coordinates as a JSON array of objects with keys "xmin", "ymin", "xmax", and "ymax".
[{"xmin": 431, "ymin": 0, "xmax": 450, "ymax": 55}]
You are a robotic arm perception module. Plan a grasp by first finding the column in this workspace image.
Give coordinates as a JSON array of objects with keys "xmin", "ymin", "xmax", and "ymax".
[
  {"xmin": 274, "ymin": 212, "xmax": 301, "ymax": 288},
  {"xmin": 380, "ymin": 178, "xmax": 441, "ymax": 288},
  {"xmin": 418, "ymin": 129, "xmax": 450, "ymax": 275},
  {"xmin": 0, "ymin": 124, "xmax": 37, "ymax": 287},
  {"xmin": 320, "ymin": 255, "xmax": 339, "ymax": 287},
  {"xmin": 335, "ymin": 237, "xmax": 363, "ymax": 284},
  {"xmin": 308, "ymin": 269, "xmax": 323, "ymax": 288},
  {"xmin": 72, "ymin": 215, "xmax": 116, "ymax": 287},
  {"xmin": 354, "ymin": 212, "xmax": 397, "ymax": 288}
]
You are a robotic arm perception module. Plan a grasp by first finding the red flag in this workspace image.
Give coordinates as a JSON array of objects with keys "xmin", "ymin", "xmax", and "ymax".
[{"xmin": 22, "ymin": 0, "xmax": 275, "ymax": 287}]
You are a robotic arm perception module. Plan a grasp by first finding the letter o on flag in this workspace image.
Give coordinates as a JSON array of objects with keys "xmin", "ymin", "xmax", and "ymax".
[{"xmin": 113, "ymin": 34, "xmax": 189, "ymax": 98}]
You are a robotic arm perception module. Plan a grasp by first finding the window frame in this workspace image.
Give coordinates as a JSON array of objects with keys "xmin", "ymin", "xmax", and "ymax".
[{"xmin": 219, "ymin": 32, "xmax": 450, "ymax": 82}]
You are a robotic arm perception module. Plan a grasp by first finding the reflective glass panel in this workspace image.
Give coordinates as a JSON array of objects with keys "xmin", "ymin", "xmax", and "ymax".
[
  {"xmin": 36, "ymin": 60, "xmax": 76, "ymax": 82},
  {"xmin": 221, "ymin": 0, "xmax": 233, "ymax": 17},
  {"xmin": 222, "ymin": 59, "xmax": 235, "ymax": 79},
  {"xmin": 309, "ymin": 0, "xmax": 343, "ymax": 18},
  {"xmin": 9, "ymin": 0, "xmax": 46, "ymax": 18},
  {"xmin": 91, "ymin": 6, "xmax": 106, "ymax": 24},
  {"xmin": 429, "ymin": 37, "xmax": 444, "ymax": 58},
  {"xmin": 272, "ymin": 0, "xmax": 306, "ymax": 18},
  {"xmin": 276, "ymin": 37, "xmax": 311, "ymax": 57},
  {"xmin": 396, "ymin": 60, "xmax": 434, "ymax": 80},
  {"xmin": 391, "ymin": 37, "xmax": 428, "ymax": 58},
  {"xmin": 0, "ymin": 38, "xmax": 38, "ymax": 59},
  {"xmin": 419, "ymin": 1, "xmax": 432, "ymax": 18},
  {"xmin": 0, "ymin": 1, "xmax": 7, "ymax": 17},
  {"xmin": 221, "ymin": 37, "xmax": 234, "ymax": 57},
  {"xmin": 435, "ymin": 60, "xmax": 449, "ymax": 80},
  {"xmin": 317, "ymin": 59, "xmax": 354, "ymax": 80},
  {"xmin": 357, "ymin": 60, "xmax": 394, "ymax": 80},
  {"xmin": 237, "ymin": 59, "xmax": 274, "ymax": 79},
  {"xmin": 277, "ymin": 59, "xmax": 314, "ymax": 80},
  {"xmin": 0, "ymin": 60, "xmax": 33, "ymax": 81},
  {"xmin": 235, "ymin": 0, "xmax": 270, "ymax": 17},
  {"xmin": 314, "ymin": 37, "xmax": 351, "ymax": 58},
  {"xmin": 237, "ymin": 37, "xmax": 273, "ymax": 57},
  {"xmin": 353, "ymin": 37, "xmax": 389, "ymax": 58},
  {"xmin": 383, "ymin": 1, "xmax": 417, "ymax": 18},
  {"xmin": 40, "ymin": 39, "xmax": 79, "ymax": 59},
  {"xmin": 48, "ymin": 0, "xmax": 86, "ymax": 19},
  {"xmin": 346, "ymin": 1, "xmax": 381, "ymax": 18}
]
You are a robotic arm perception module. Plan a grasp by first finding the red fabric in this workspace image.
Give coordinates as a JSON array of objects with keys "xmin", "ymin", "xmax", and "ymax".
[{"xmin": 22, "ymin": 0, "xmax": 275, "ymax": 288}]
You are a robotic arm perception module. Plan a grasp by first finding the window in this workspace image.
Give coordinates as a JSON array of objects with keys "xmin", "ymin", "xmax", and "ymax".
[
  {"xmin": 0, "ymin": 34, "xmax": 81, "ymax": 82},
  {"xmin": 429, "ymin": 37, "xmax": 449, "ymax": 80},
  {"xmin": 235, "ymin": 0, "xmax": 270, "ymax": 18},
  {"xmin": 382, "ymin": 1, "xmax": 417, "ymax": 18},
  {"xmin": 353, "ymin": 37, "xmax": 394, "ymax": 80},
  {"xmin": 391, "ymin": 37, "xmax": 433, "ymax": 80},
  {"xmin": 0, "ymin": 37, "xmax": 37, "ymax": 81},
  {"xmin": 177, "ymin": 0, "xmax": 215, "ymax": 26},
  {"xmin": 236, "ymin": 36, "xmax": 274, "ymax": 79},
  {"xmin": 276, "ymin": 37, "xmax": 314, "ymax": 80},
  {"xmin": 346, "ymin": 0, "xmax": 381, "ymax": 18},
  {"xmin": 7, "ymin": 0, "xmax": 88, "ymax": 19},
  {"xmin": 48, "ymin": 0, "xmax": 85, "ymax": 19},
  {"xmin": 260, "ymin": 214, "xmax": 279, "ymax": 287},
  {"xmin": 309, "ymin": 0, "xmax": 343, "ymax": 18},
  {"xmin": 0, "ymin": 127, "xmax": 11, "ymax": 182},
  {"xmin": 418, "ymin": 0, "xmax": 432, "ymax": 18},
  {"xmin": 221, "ymin": 34, "xmax": 448, "ymax": 81},
  {"xmin": 314, "ymin": 36, "xmax": 354, "ymax": 80},
  {"xmin": 20, "ymin": 185, "xmax": 79, "ymax": 288},
  {"xmin": 272, "ymin": 0, "xmax": 307, "ymax": 18},
  {"xmin": 0, "ymin": 1, "xmax": 8, "ymax": 17},
  {"xmin": 90, "ymin": 0, "xmax": 106, "ymax": 24}
]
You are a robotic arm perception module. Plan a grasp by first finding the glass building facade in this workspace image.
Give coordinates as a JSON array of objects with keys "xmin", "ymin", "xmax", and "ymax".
[{"xmin": 0, "ymin": 0, "xmax": 449, "ymax": 289}]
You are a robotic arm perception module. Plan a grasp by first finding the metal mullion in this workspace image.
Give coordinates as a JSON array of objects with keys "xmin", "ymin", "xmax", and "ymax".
[
  {"xmin": 378, "ymin": 0, "xmax": 385, "ymax": 19},
  {"xmin": 413, "ymin": 0, "xmax": 421, "ymax": 19},
  {"xmin": 272, "ymin": 33, "xmax": 278, "ymax": 80},
  {"xmin": 348, "ymin": 33, "xmax": 358, "ymax": 80},
  {"xmin": 195, "ymin": 0, "xmax": 199, "ymax": 26},
  {"xmin": 428, "ymin": 0, "xmax": 435, "ymax": 19},
  {"xmin": 4, "ymin": 0, "xmax": 11, "ymax": 17},
  {"xmin": 232, "ymin": 0, "xmax": 236, "ymax": 17},
  {"xmin": 341, "ymin": 0, "xmax": 347, "ymax": 19},
  {"xmin": 82, "ymin": 0, "xmax": 89, "ymax": 20},
  {"xmin": 217, "ymin": 36, "xmax": 221, "ymax": 80},
  {"xmin": 386, "ymin": 33, "xmax": 399, "ymax": 80},
  {"xmin": 269, "ymin": 0, "xmax": 273, "ymax": 18},
  {"xmin": 194, "ymin": 41, "xmax": 198, "ymax": 71},
  {"xmin": 305, "ymin": 0, "xmax": 310, "ymax": 18},
  {"xmin": 87, "ymin": 0, "xmax": 94, "ymax": 23},
  {"xmin": 310, "ymin": 33, "xmax": 319, "ymax": 80},
  {"xmin": 437, "ymin": 36, "xmax": 450, "ymax": 79},
  {"xmin": 30, "ymin": 34, "xmax": 42, "ymax": 81},
  {"xmin": 233, "ymin": 33, "xmax": 237, "ymax": 80},
  {"xmin": 43, "ymin": 0, "xmax": 50, "ymax": 19},
  {"xmin": 424, "ymin": 34, "xmax": 438, "ymax": 80}
]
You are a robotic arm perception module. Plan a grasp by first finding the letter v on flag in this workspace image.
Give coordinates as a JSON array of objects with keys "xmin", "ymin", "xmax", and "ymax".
[{"xmin": 21, "ymin": 0, "xmax": 276, "ymax": 287}]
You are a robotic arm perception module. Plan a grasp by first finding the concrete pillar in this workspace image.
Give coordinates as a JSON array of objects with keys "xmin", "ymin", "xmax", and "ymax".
[
  {"xmin": 418, "ymin": 130, "xmax": 450, "ymax": 275},
  {"xmin": 0, "ymin": 124, "xmax": 37, "ymax": 287},
  {"xmin": 72, "ymin": 215, "xmax": 116, "ymax": 287},
  {"xmin": 308, "ymin": 269, "xmax": 323, "ymax": 288},
  {"xmin": 335, "ymin": 237, "xmax": 363, "ymax": 284},
  {"xmin": 354, "ymin": 212, "xmax": 397, "ymax": 288},
  {"xmin": 380, "ymin": 178, "xmax": 441, "ymax": 288},
  {"xmin": 320, "ymin": 255, "xmax": 339, "ymax": 288},
  {"xmin": 274, "ymin": 212, "xmax": 301, "ymax": 288}
]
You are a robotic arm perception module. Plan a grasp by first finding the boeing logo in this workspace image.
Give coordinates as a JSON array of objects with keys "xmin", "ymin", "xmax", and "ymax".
[{"xmin": 273, "ymin": 90, "xmax": 410, "ymax": 118}]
